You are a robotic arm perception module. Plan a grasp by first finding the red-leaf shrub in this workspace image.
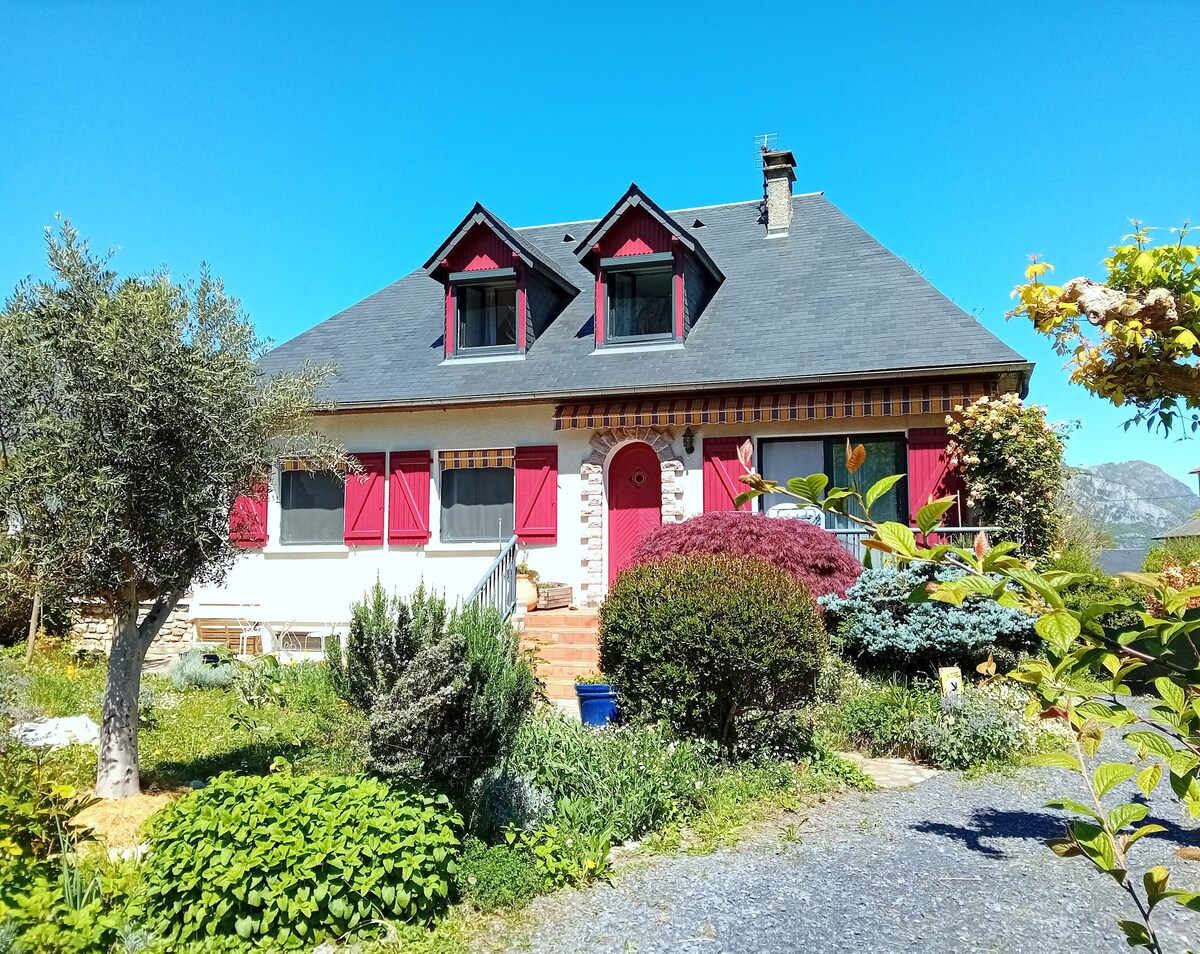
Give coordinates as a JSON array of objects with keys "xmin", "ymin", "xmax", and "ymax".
[{"xmin": 630, "ymin": 511, "xmax": 862, "ymax": 603}]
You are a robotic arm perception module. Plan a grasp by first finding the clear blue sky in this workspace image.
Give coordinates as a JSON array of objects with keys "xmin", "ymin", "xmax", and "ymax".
[{"xmin": 3, "ymin": 1, "xmax": 1198, "ymax": 485}]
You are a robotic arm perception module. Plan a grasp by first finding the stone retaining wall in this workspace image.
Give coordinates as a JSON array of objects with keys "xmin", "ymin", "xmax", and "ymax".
[{"xmin": 71, "ymin": 601, "xmax": 194, "ymax": 655}]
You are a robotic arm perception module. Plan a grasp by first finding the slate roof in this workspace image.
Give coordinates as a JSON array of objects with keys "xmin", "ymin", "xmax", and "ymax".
[
  {"xmin": 259, "ymin": 193, "xmax": 1031, "ymax": 409},
  {"xmin": 1158, "ymin": 517, "xmax": 1200, "ymax": 539}
]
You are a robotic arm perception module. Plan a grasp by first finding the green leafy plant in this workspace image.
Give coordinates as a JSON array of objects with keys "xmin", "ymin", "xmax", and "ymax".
[
  {"xmin": 506, "ymin": 711, "xmax": 710, "ymax": 843},
  {"xmin": 600, "ymin": 554, "xmax": 827, "ymax": 753},
  {"xmin": 573, "ymin": 671, "xmax": 609, "ymax": 685},
  {"xmin": 345, "ymin": 580, "xmax": 446, "ymax": 710},
  {"xmin": 138, "ymin": 773, "xmax": 461, "ymax": 949},
  {"xmin": 168, "ymin": 651, "xmax": 234, "ymax": 691},
  {"xmin": 0, "ymin": 744, "xmax": 97, "ymax": 861},
  {"xmin": 1144, "ymin": 538, "xmax": 1200, "ymax": 572},
  {"xmin": 454, "ymin": 838, "xmax": 543, "ymax": 911},
  {"xmin": 738, "ymin": 446, "xmax": 1200, "ymax": 951},
  {"xmin": 231, "ymin": 655, "xmax": 284, "ymax": 708},
  {"xmin": 507, "ymin": 799, "xmax": 612, "ymax": 888}
]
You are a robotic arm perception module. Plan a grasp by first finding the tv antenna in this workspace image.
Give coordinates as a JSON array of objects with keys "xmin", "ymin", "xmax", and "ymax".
[{"xmin": 753, "ymin": 133, "xmax": 779, "ymax": 163}]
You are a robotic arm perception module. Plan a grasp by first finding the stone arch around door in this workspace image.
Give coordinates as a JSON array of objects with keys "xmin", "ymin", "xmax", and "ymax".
[{"xmin": 579, "ymin": 427, "xmax": 684, "ymax": 606}]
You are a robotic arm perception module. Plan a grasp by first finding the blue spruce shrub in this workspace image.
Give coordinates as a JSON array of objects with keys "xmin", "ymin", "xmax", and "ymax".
[{"xmin": 819, "ymin": 564, "xmax": 1036, "ymax": 671}]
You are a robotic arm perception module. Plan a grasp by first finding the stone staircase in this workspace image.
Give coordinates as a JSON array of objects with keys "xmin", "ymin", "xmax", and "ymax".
[{"xmin": 519, "ymin": 608, "xmax": 601, "ymax": 707}]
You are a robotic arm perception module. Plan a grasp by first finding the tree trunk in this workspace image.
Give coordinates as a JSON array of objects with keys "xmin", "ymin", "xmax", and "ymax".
[
  {"xmin": 95, "ymin": 588, "xmax": 183, "ymax": 799},
  {"xmin": 23, "ymin": 587, "xmax": 42, "ymax": 666}
]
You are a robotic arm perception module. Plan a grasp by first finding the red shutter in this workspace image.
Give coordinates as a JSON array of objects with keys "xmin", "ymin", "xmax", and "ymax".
[
  {"xmin": 703, "ymin": 437, "xmax": 752, "ymax": 512},
  {"xmin": 230, "ymin": 482, "xmax": 269, "ymax": 548},
  {"xmin": 907, "ymin": 428, "xmax": 965, "ymax": 525},
  {"xmin": 343, "ymin": 452, "xmax": 386, "ymax": 545},
  {"xmin": 388, "ymin": 451, "xmax": 432, "ymax": 545},
  {"xmin": 514, "ymin": 445, "xmax": 558, "ymax": 544}
]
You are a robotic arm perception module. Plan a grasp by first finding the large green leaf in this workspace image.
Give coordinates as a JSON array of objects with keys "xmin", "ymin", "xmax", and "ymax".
[
  {"xmin": 1155, "ymin": 676, "xmax": 1186, "ymax": 714},
  {"xmin": 864, "ymin": 474, "xmax": 904, "ymax": 511},
  {"xmin": 1036, "ymin": 610, "xmax": 1081, "ymax": 654},
  {"xmin": 874, "ymin": 522, "xmax": 916, "ymax": 557},
  {"xmin": 1028, "ymin": 751, "xmax": 1081, "ymax": 772},
  {"xmin": 915, "ymin": 497, "xmax": 955, "ymax": 536},
  {"xmin": 1125, "ymin": 730, "xmax": 1176, "ymax": 759},
  {"xmin": 1094, "ymin": 762, "xmax": 1138, "ymax": 798},
  {"xmin": 786, "ymin": 474, "xmax": 828, "ymax": 503},
  {"xmin": 1107, "ymin": 802, "xmax": 1148, "ymax": 833}
]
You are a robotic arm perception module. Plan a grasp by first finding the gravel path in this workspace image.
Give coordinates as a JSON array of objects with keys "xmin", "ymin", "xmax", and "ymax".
[{"xmin": 499, "ymin": 762, "xmax": 1200, "ymax": 953}]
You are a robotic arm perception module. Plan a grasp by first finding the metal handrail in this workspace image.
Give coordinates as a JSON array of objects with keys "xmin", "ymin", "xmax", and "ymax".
[
  {"xmin": 832, "ymin": 525, "xmax": 999, "ymax": 563},
  {"xmin": 466, "ymin": 533, "xmax": 520, "ymax": 620}
]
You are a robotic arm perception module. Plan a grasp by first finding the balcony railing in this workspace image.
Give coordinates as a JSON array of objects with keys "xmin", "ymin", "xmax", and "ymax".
[
  {"xmin": 466, "ymin": 533, "xmax": 519, "ymax": 620},
  {"xmin": 832, "ymin": 526, "xmax": 998, "ymax": 564}
]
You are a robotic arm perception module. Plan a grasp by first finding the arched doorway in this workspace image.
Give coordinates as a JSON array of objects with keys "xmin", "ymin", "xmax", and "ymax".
[{"xmin": 607, "ymin": 442, "xmax": 663, "ymax": 585}]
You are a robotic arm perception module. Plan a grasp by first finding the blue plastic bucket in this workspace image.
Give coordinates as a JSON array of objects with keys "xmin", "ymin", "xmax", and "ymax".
[{"xmin": 576, "ymin": 683, "xmax": 618, "ymax": 727}]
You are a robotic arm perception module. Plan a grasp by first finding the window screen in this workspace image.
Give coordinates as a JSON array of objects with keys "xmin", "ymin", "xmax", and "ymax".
[
  {"xmin": 457, "ymin": 283, "xmax": 517, "ymax": 350},
  {"xmin": 441, "ymin": 467, "xmax": 515, "ymax": 542},
  {"xmin": 607, "ymin": 266, "xmax": 672, "ymax": 339},
  {"xmin": 280, "ymin": 471, "xmax": 345, "ymax": 544}
]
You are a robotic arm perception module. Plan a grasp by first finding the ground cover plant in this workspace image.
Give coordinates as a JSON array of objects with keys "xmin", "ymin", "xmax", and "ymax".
[{"xmin": 139, "ymin": 773, "xmax": 461, "ymax": 948}]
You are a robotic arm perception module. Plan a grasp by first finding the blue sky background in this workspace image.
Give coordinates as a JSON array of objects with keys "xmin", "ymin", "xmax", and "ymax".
[{"xmin": 2, "ymin": 0, "xmax": 1198, "ymax": 487}]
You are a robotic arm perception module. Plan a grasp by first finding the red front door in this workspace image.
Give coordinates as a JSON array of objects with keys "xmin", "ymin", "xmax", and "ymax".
[{"xmin": 608, "ymin": 442, "xmax": 662, "ymax": 585}]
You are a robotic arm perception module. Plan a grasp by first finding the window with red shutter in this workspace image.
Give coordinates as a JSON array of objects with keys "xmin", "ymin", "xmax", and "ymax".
[
  {"xmin": 389, "ymin": 451, "xmax": 432, "ymax": 545},
  {"xmin": 230, "ymin": 482, "xmax": 269, "ymax": 548},
  {"xmin": 514, "ymin": 445, "xmax": 558, "ymax": 544},
  {"xmin": 343, "ymin": 453, "xmax": 386, "ymax": 545},
  {"xmin": 703, "ymin": 437, "xmax": 752, "ymax": 512}
]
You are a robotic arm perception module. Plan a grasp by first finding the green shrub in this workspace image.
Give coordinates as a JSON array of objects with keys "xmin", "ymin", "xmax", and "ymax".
[
  {"xmin": 231, "ymin": 655, "xmax": 285, "ymax": 708},
  {"xmin": 1144, "ymin": 537, "xmax": 1200, "ymax": 572},
  {"xmin": 1058, "ymin": 570, "xmax": 1144, "ymax": 632},
  {"xmin": 345, "ymin": 580, "xmax": 446, "ymax": 709},
  {"xmin": 600, "ymin": 555, "xmax": 827, "ymax": 752},
  {"xmin": 1, "ymin": 856, "xmax": 129, "ymax": 954},
  {"xmin": 468, "ymin": 766, "xmax": 553, "ymax": 842},
  {"xmin": 368, "ymin": 603, "xmax": 536, "ymax": 797},
  {"xmin": 0, "ymin": 744, "xmax": 96, "ymax": 861},
  {"xmin": 168, "ymin": 650, "xmax": 234, "ymax": 691},
  {"xmin": 820, "ymin": 564, "xmax": 1037, "ymax": 672},
  {"xmin": 455, "ymin": 839, "xmax": 543, "ymax": 911},
  {"xmin": 924, "ymin": 693, "xmax": 1021, "ymax": 770},
  {"xmin": 506, "ymin": 711, "xmax": 710, "ymax": 842},
  {"xmin": 824, "ymin": 679, "xmax": 940, "ymax": 760},
  {"xmin": 139, "ymin": 773, "xmax": 461, "ymax": 949}
]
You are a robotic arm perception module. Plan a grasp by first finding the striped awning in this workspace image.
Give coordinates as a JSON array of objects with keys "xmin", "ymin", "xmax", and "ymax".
[
  {"xmin": 439, "ymin": 448, "xmax": 515, "ymax": 470},
  {"xmin": 554, "ymin": 382, "xmax": 996, "ymax": 431}
]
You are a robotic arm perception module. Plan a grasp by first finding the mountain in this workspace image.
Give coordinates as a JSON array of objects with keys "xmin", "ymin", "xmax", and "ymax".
[{"xmin": 1067, "ymin": 461, "xmax": 1200, "ymax": 548}]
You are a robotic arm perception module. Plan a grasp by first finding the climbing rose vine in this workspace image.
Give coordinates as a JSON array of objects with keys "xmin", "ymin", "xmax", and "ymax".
[{"xmin": 946, "ymin": 394, "xmax": 1069, "ymax": 559}]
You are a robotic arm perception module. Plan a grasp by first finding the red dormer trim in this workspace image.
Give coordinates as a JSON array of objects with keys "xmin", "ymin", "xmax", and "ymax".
[
  {"xmin": 596, "ymin": 205, "xmax": 674, "ymax": 259},
  {"xmin": 593, "ymin": 245, "xmax": 606, "ymax": 342},
  {"xmin": 672, "ymin": 237, "xmax": 685, "ymax": 339}
]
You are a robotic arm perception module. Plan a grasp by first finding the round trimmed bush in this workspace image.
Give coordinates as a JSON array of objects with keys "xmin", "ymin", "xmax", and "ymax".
[
  {"xmin": 139, "ymin": 773, "xmax": 461, "ymax": 948},
  {"xmin": 630, "ymin": 511, "xmax": 861, "ymax": 605},
  {"xmin": 599, "ymin": 554, "xmax": 828, "ymax": 752}
]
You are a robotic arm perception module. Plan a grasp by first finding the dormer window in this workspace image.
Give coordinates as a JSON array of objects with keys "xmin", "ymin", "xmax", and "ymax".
[
  {"xmin": 576, "ymin": 185, "xmax": 724, "ymax": 350},
  {"xmin": 423, "ymin": 203, "xmax": 579, "ymax": 362},
  {"xmin": 456, "ymin": 273, "xmax": 517, "ymax": 352},
  {"xmin": 606, "ymin": 257, "xmax": 673, "ymax": 341}
]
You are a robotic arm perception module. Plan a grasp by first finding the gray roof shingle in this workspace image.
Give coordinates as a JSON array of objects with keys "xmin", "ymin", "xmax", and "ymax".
[{"xmin": 260, "ymin": 193, "xmax": 1030, "ymax": 408}]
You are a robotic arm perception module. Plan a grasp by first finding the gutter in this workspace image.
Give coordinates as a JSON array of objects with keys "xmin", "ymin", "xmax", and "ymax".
[{"xmin": 316, "ymin": 361, "xmax": 1035, "ymax": 416}]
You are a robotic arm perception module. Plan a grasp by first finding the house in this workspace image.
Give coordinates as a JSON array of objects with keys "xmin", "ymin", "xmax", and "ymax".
[{"xmin": 192, "ymin": 150, "xmax": 1032, "ymax": 634}]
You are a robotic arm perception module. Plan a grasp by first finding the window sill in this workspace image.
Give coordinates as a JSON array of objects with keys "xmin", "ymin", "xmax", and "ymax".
[
  {"xmin": 426, "ymin": 541, "xmax": 509, "ymax": 554},
  {"xmin": 264, "ymin": 544, "xmax": 350, "ymax": 558},
  {"xmin": 592, "ymin": 341, "xmax": 684, "ymax": 355},
  {"xmin": 440, "ymin": 352, "xmax": 526, "ymax": 366}
]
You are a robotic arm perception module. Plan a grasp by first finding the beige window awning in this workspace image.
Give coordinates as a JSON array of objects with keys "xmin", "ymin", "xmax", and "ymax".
[
  {"xmin": 439, "ymin": 448, "xmax": 516, "ymax": 470},
  {"xmin": 553, "ymin": 382, "xmax": 994, "ymax": 431}
]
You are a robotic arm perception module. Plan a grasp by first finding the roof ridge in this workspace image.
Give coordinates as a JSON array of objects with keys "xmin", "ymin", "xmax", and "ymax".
[{"xmin": 514, "ymin": 191, "xmax": 826, "ymax": 232}]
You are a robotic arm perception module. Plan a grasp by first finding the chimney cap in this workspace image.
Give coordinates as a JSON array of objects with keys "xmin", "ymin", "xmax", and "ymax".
[{"xmin": 762, "ymin": 148, "xmax": 797, "ymax": 169}]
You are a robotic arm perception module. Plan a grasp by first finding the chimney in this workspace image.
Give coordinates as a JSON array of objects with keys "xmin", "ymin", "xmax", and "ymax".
[{"xmin": 762, "ymin": 148, "xmax": 797, "ymax": 236}]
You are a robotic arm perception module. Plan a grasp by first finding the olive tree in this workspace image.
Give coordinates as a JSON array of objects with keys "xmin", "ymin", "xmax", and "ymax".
[{"xmin": 0, "ymin": 221, "xmax": 342, "ymax": 798}]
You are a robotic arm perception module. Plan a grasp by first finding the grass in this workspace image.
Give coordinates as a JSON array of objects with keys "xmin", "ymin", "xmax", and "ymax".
[{"xmin": 0, "ymin": 646, "xmax": 369, "ymax": 794}]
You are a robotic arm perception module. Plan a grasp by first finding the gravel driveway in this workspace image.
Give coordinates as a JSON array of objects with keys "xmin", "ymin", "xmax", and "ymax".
[{"xmin": 498, "ymin": 763, "xmax": 1200, "ymax": 953}]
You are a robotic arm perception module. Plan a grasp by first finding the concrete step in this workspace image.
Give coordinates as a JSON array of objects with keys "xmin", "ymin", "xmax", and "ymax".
[{"xmin": 531, "ymin": 643, "xmax": 600, "ymax": 664}]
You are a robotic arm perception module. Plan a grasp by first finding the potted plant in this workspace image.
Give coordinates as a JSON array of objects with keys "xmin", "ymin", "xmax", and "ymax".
[
  {"xmin": 575, "ymin": 671, "xmax": 617, "ymax": 727},
  {"xmin": 536, "ymin": 581, "xmax": 573, "ymax": 610},
  {"xmin": 515, "ymin": 561, "xmax": 539, "ymax": 611}
]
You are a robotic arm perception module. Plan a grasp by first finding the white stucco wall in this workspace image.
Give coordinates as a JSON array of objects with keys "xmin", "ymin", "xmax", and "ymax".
[{"xmin": 190, "ymin": 402, "xmax": 952, "ymax": 626}]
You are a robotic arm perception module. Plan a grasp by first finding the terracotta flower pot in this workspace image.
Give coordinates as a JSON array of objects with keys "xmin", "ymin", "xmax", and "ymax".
[{"xmin": 516, "ymin": 573, "xmax": 539, "ymax": 611}]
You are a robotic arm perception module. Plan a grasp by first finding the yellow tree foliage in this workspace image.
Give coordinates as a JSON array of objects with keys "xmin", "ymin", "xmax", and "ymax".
[{"xmin": 1009, "ymin": 223, "xmax": 1200, "ymax": 432}]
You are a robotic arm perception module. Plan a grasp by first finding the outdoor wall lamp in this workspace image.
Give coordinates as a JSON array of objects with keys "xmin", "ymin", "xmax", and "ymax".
[{"xmin": 682, "ymin": 427, "xmax": 695, "ymax": 455}]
